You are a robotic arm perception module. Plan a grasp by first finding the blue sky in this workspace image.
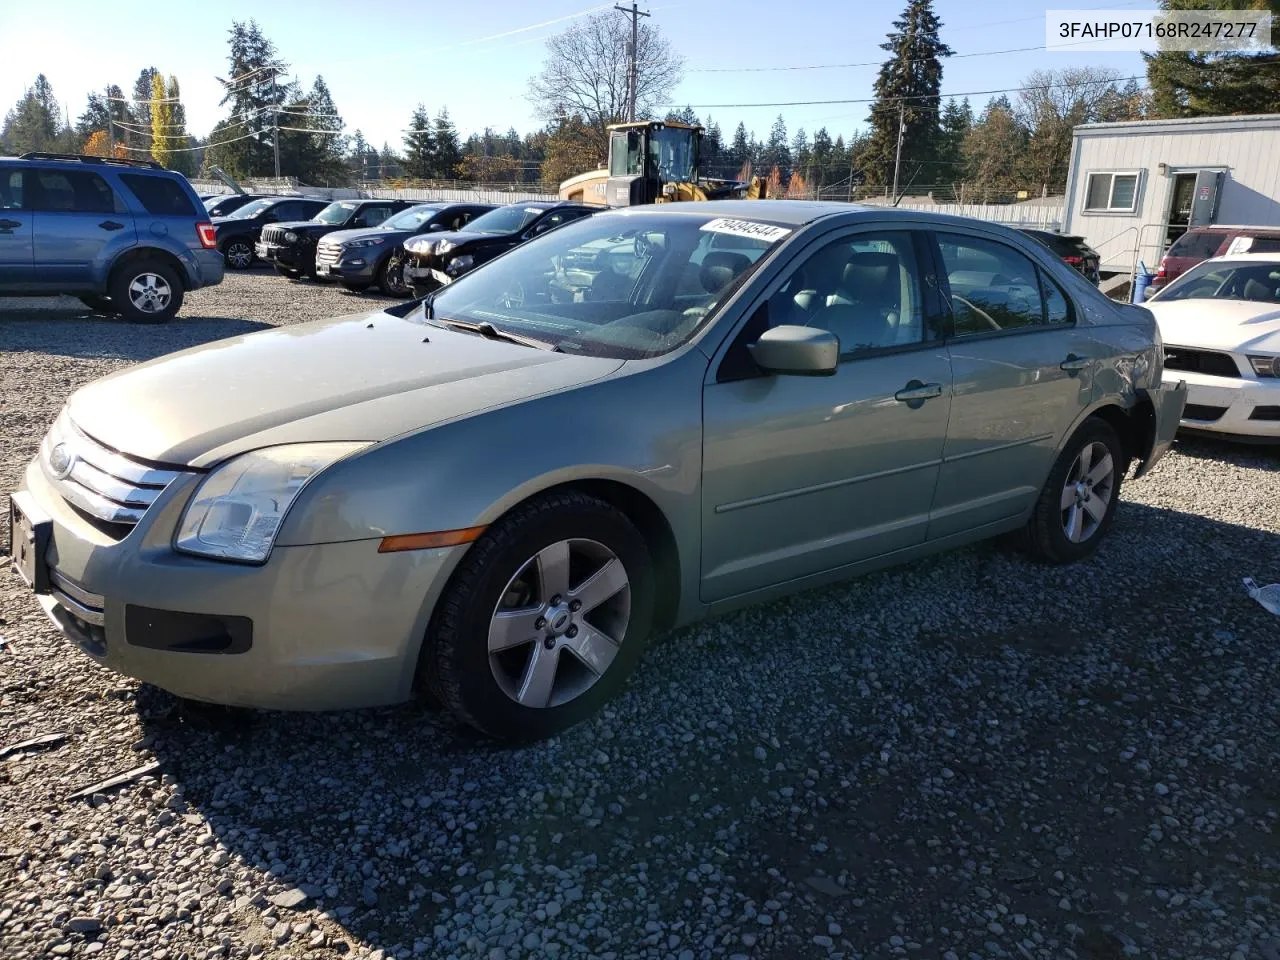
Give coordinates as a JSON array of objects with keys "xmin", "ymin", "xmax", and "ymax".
[{"xmin": 1, "ymin": 0, "xmax": 1149, "ymax": 149}]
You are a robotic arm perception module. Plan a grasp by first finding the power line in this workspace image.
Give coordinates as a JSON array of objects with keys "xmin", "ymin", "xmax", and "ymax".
[{"xmin": 684, "ymin": 76, "xmax": 1147, "ymax": 109}]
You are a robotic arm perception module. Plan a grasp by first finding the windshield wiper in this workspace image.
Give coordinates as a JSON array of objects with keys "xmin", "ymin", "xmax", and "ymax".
[{"xmin": 439, "ymin": 317, "xmax": 561, "ymax": 352}]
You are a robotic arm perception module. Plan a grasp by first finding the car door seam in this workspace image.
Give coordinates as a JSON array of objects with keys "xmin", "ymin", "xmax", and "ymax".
[{"xmin": 714, "ymin": 458, "xmax": 945, "ymax": 514}]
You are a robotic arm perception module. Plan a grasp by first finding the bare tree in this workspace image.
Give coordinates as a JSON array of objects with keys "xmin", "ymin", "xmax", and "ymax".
[
  {"xmin": 1016, "ymin": 67, "xmax": 1124, "ymax": 192},
  {"xmin": 527, "ymin": 11, "xmax": 684, "ymax": 134}
]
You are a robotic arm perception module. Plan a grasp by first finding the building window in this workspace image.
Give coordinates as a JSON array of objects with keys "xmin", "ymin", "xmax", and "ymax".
[{"xmin": 1084, "ymin": 171, "xmax": 1140, "ymax": 212}]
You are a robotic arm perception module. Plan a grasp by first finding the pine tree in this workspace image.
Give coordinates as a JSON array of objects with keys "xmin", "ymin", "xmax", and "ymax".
[
  {"xmin": 278, "ymin": 75, "xmax": 345, "ymax": 185},
  {"xmin": 379, "ymin": 142, "xmax": 401, "ymax": 179},
  {"xmin": 863, "ymin": 0, "xmax": 952, "ymax": 187},
  {"xmin": 402, "ymin": 105, "xmax": 434, "ymax": 179},
  {"xmin": 761, "ymin": 115, "xmax": 791, "ymax": 175},
  {"xmin": 791, "ymin": 128, "xmax": 810, "ymax": 177},
  {"xmin": 1146, "ymin": 0, "xmax": 1280, "ymax": 117},
  {"xmin": 208, "ymin": 22, "xmax": 296, "ymax": 178},
  {"xmin": 810, "ymin": 128, "xmax": 834, "ymax": 189},
  {"xmin": 729, "ymin": 122, "xmax": 750, "ymax": 173},
  {"xmin": 1, "ymin": 75, "xmax": 61, "ymax": 154},
  {"xmin": 937, "ymin": 97, "xmax": 972, "ymax": 195},
  {"xmin": 349, "ymin": 130, "xmax": 369, "ymax": 180},
  {"xmin": 703, "ymin": 117, "xmax": 723, "ymax": 175},
  {"xmin": 432, "ymin": 108, "xmax": 461, "ymax": 179},
  {"xmin": 130, "ymin": 68, "xmax": 159, "ymax": 154},
  {"xmin": 540, "ymin": 115, "xmax": 604, "ymax": 185}
]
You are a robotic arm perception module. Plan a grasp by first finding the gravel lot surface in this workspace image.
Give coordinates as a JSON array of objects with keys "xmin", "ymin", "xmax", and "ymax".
[{"xmin": 2, "ymin": 272, "xmax": 1279, "ymax": 960}]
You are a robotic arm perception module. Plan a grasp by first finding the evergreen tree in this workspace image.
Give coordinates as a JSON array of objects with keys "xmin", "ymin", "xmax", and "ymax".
[
  {"xmin": 761, "ymin": 115, "xmax": 791, "ymax": 175},
  {"xmin": 402, "ymin": 105, "xmax": 434, "ymax": 179},
  {"xmin": 937, "ymin": 97, "xmax": 972, "ymax": 192},
  {"xmin": 729, "ymin": 122, "xmax": 750, "ymax": 173},
  {"xmin": 540, "ymin": 115, "xmax": 603, "ymax": 185},
  {"xmin": 130, "ymin": 68, "xmax": 159, "ymax": 153},
  {"xmin": 863, "ymin": 0, "xmax": 952, "ymax": 187},
  {"xmin": 207, "ymin": 22, "xmax": 296, "ymax": 178},
  {"xmin": 432, "ymin": 108, "xmax": 461, "ymax": 179},
  {"xmin": 277, "ymin": 75, "xmax": 345, "ymax": 185},
  {"xmin": 961, "ymin": 96, "xmax": 1027, "ymax": 201},
  {"xmin": 703, "ymin": 117, "xmax": 723, "ymax": 174},
  {"xmin": 791, "ymin": 128, "xmax": 810, "ymax": 177},
  {"xmin": 349, "ymin": 130, "xmax": 369, "ymax": 180},
  {"xmin": 665, "ymin": 105, "xmax": 699, "ymax": 125},
  {"xmin": 811, "ymin": 127, "xmax": 834, "ymax": 188},
  {"xmin": 1146, "ymin": 0, "xmax": 1280, "ymax": 117},
  {"xmin": 1, "ymin": 75, "xmax": 62, "ymax": 154},
  {"xmin": 379, "ymin": 142, "xmax": 401, "ymax": 179},
  {"xmin": 165, "ymin": 77, "xmax": 194, "ymax": 175}
]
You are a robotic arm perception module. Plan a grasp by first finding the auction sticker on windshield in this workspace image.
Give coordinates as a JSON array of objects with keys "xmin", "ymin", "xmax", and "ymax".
[{"xmin": 700, "ymin": 218, "xmax": 792, "ymax": 242}]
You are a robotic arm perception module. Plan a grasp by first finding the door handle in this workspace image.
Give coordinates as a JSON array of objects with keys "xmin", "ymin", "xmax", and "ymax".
[
  {"xmin": 98, "ymin": 220, "xmax": 125, "ymax": 231},
  {"xmin": 894, "ymin": 381, "xmax": 944, "ymax": 403},
  {"xmin": 0, "ymin": 218, "xmax": 21, "ymax": 231},
  {"xmin": 1060, "ymin": 354, "xmax": 1090, "ymax": 374}
]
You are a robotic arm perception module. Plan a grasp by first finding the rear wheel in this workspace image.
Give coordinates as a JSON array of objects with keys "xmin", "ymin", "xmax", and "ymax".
[
  {"xmin": 222, "ymin": 240, "xmax": 254, "ymax": 270},
  {"xmin": 422, "ymin": 490, "xmax": 654, "ymax": 741},
  {"xmin": 1017, "ymin": 418, "xmax": 1125, "ymax": 564},
  {"xmin": 109, "ymin": 259, "xmax": 184, "ymax": 324}
]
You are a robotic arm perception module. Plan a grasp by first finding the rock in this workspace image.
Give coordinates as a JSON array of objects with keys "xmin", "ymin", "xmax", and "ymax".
[
  {"xmin": 804, "ymin": 876, "xmax": 847, "ymax": 897},
  {"xmin": 269, "ymin": 889, "xmax": 309, "ymax": 910},
  {"xmin": 68, "ymin": 917, "xmax": 102, "ymax": 933}
]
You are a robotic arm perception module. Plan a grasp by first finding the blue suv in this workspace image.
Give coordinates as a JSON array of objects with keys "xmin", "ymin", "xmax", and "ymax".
[{"xmin": 0, "ymin": 153, "xmax": 223, "ymax": 323}]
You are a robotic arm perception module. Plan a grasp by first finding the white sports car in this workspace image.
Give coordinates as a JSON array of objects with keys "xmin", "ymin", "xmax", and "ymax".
[{"xmin": 1145, "ymin": 252, "xmax": 1280, "ymax": 441}]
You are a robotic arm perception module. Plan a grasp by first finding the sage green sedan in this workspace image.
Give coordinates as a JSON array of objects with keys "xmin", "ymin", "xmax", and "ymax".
[{"xmin": 9, "ymin": 202, "xmax": 1185, "ymax": 740}]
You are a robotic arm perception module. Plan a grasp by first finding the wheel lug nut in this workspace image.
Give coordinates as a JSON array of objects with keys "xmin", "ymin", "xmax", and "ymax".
[
  {"xmin": 566, "ymin": 625, "xmax": 578, "ymax": 639},
  {"xmin": 550, "ymin": 594, "xmax": 562, "ymax": 606},
  {"xmin": 535, "ymin": 617, "xmax": 546, "ymax": 630},
  {"xmin": 543, "ymin": 636, "xmax": 556, "ymax": 649},
  {"xmin": 569, "ymin": 599, "xmax": 582, "ymax": 612}
]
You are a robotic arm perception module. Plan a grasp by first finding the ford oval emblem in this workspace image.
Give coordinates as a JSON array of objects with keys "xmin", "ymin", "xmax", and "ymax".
[{"xmin": 48, "ymin": 442, "xmax": 76, "ymax": 480}]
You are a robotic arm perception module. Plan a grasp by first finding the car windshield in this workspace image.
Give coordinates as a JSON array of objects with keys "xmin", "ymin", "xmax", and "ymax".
[
  {"xmin": 315, "ymin": 202, "xmax": 357, "ymax": 224},
  {"xmin": 203, "ymin": 195, "xmax": 229, "ymax": 210},
  {"xmin": 424, "ymin": 211, "xmax": 790, "ymax": 359},
  {"xmin": 383, "ymin": 205, "xmax": 444, "ymax": 230},
  {"xmin": 223, "ymin": 198, "xmax": 275, "ymax": 219},
  {"xmin": 466, "ymin": 205, "xmax": 547, "ymax": 235},
  {"xmin": 1154, "ymin": 260, "xmax": 1280, "ymax": 304}
]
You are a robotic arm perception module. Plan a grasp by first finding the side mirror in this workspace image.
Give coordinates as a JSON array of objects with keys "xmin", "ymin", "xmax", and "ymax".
[
  {"xmin": 428, "ymin": 223, "xmax": 446, "ymax": 232},
  {"xmin": 534, "ymin": 223, "xmax": 550, "ymax": 235},
  {"xmin": 1143, "ymin": 285, "xmax": 1158, "ymax": 301},
  {"xmin": 748, "ymin": 325, "xmax": 840, "ymax": 377}
]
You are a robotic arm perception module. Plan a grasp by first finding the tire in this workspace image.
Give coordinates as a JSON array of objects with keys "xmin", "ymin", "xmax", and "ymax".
[
  {"xmin": 422, "ymin": 490, "xmax": 654, "ymax": 741},
  {"xmin": 108, "ymin": 259, "xmax": 184, "ymax": 324},
  {"xmin": 222, "ymin": 239, "xmax": 254, "ymax": 270},
  {"xmin": 377, "ymin": 254, "xmax": 411, "ymax": 298},
  {"xmin": 77, "ymin": 294, "xmax": 115, "ymax": 314},
  {"xmin": 341, "ymin": 281, "xmax": 371, "ymax": 293},
  {"xmin": 275, "ymin": 264, "xmax": 301, "ymax": 280},
  {"xmin": 1017, "ymin": 417, "xmax": 1125, "ymax": 564}
]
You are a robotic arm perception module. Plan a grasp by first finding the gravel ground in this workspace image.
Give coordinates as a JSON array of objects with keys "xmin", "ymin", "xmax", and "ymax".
[{"xmin": 2, "ymin": 271, "xmax": 1279, "ymax": 960}]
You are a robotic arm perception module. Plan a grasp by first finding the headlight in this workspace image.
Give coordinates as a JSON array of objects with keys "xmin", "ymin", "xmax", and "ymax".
[
  {"xmin": 445, "ymin": 254, "xmax": 474, "ymax": 276},
  {"xmin": 345, "ymin": 237, "xmax": 386, "ymax": 249},
  {"xmin": 434, "ymin": 240, "xmax": 455, "ymax": 255},
  {"xmin": 175, "ymin": 443, "xmax": 365, "ymax": 563},
  {"xmin": 284, "ymin": 231, "xmax": 298, "ymax": 242},
  {"xmin": 1248, "ymin": 355, "xmax": 1278, "ymax": 378},
  {"xmin": 404, "ymin": 238, "xmax": 434, "ymax": 256}
]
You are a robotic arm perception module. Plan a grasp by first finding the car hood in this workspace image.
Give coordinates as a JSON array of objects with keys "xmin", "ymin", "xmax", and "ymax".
[
  {"xmin": 1147, "ymin": 298, "xmax": 1280, "ymax": 353},
  {"xmin": 404, "ymin": 229, "xmax": 502, "ymax": 256},
  {"xmin": 321, "ymin": 226, "xmax": 411, "ymax": 247},
  {"xmin": 66, "ymin": 310, "xmax": 624, "ymax": 469},
  {"xmin": 272, "ymin": 219, "xmax": 335, "ymax": 234}
]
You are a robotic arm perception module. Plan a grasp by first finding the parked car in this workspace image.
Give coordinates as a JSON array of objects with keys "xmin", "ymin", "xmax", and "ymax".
[
  {"xmin": 314, "ymin": 202, "xmax": 495, "ymax": 295},
  {"xmin": 401, "ymin": 201, "xmax": 598, "ymax": 297},
  {"xmin": 0, "ymin": 152, "xmax": 222, "ymax": 322},
  {"xmin": 8, "ymin": 202, "xmax": 1184, "ymax": 740},
  {"xmin": 203, "ymin": 193, "xmax": 278, "ymax": 219},
  {"xmin": 255, "ymin": 198, "xmax": 417, "ymax": 280},
  {"xmin": 1150, "ymin": 225, "xmax": 1280, "ymax": 291},
  {"xmin": 1145, "ymin": 252, "xmax": 1280, "ymax": 441},
  {"xmin": 1018, "ymin": 229, "xmax": 1101, "ymax": 284},
  {"xmin": 212, "ymin": 196, "xmax": 329, "ymax": 270}
]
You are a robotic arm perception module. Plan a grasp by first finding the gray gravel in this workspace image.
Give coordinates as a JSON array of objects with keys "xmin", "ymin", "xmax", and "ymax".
[{"xmin": 3, "ymin": 271, "xmax": 1280, "ymax": 960}]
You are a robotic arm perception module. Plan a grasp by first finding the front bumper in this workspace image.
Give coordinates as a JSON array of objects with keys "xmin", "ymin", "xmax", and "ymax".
[
  {"xmin": 403, "ymin": 259, "xmax": 453, "ymax": 291},
  {"xmin": 11, "ymin": 458, "xmax": 463, "ymax": 710},
  {"xmin": 255, "ymin": 241, "xmax": 310, "ymax": 270},
  {"xmin": 1162, "ymin": 371, "xmax": 1280, "ymax": 440},
  {"xmin": 315, "ymin": 255, "xmax": 378, "ymax": 282}
]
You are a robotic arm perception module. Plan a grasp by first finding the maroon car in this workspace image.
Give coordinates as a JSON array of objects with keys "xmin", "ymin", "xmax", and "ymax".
[{"xmin": 1150, "ymin": 226, "xmax": 1280, "ymax": 290}]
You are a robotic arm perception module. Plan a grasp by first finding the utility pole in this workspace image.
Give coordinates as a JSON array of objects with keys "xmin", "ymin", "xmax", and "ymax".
[
  {"xmin": 106, "ymin": 85, "xmax": 116, "ymax": 155},
  {"xmin": 891, "ymin": 100, "xmax": 905, "ymax": 201},
  {"xmin": 614, "ymin": 2, "xmax": 649, "ymax": 122},
  {"xmin": 271, "ymin": 68, "xmax": 281, "ymax": 180}
]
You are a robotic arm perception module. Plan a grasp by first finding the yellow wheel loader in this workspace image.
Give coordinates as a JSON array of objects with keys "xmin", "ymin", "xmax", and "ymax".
[{"xmin": 558, "ymin": 120, "xmax": 766, "ymax": 207}]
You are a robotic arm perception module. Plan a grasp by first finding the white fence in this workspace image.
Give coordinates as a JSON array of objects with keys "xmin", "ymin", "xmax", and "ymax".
[
  {"xmin": 190, "ymin": 180, "xmax": 558, "ymax": 204},
  {"xmin": 879, "ymin": 201, "xmax": 1066, "ymax": 230}
]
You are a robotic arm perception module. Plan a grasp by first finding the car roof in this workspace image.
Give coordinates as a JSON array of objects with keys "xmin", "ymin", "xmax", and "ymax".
[{"xmin": 1201, "ymin": 252, "xmax": 1280, "ymax": 263}]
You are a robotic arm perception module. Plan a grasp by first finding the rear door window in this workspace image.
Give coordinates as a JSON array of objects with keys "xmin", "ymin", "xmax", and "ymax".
[
  {"xmin": 31, "ymin": 169, "xmax": 119, "ymax": 214},
  {"xmin": 937, "ymin": 233, "xmax": 1070, "ymax": 335},
  {"xmin": 1167, "ymin": 231, "xmax": 1228, "ymax": 259},
  {"xmin": 119, "ymin": 174, "xmax": 196, "ymax": 217},
  {"xmin": 0, "ymin": 168, "xmax": 25, "ymax": 209}
]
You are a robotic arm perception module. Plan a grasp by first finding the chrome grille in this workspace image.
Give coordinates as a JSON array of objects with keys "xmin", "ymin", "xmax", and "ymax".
[
  {"xmin": 315, "ymin": 242, "xmax": 341, "ymax": 267},
  {"xmin": 260, "ymin": 225, "xmax": 287, "ymax": 245},
  {"xmin": 41, "ymin": 413, "xmax": 188, "ymax": 529}
]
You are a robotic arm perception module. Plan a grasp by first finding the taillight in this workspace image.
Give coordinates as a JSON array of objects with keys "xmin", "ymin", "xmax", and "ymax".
[
  {"xmin": 197, "ymin": 222, "xmax": 217, "ymax": 249},
  {"xmin": 1156, "ymin": 257, "xmax": 1167, "ymax": 278},
  {"xmin": 1063, "ymin": 255, "xmax": 1083, "ymax": 265}
]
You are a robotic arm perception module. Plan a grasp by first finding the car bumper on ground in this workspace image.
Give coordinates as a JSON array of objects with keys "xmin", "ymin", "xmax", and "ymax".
[
  {"xmin": 1162, "ymin": 371, "xmax": 1280, "ymax": 441},
  {"xmin": 10, "ymin": 458, "xmax": 462, "ymax": 711}
]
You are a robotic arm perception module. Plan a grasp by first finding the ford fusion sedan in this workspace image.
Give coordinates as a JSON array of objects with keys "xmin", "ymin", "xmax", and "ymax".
[
  {"xmin": 1145, "ymin": 252, "xmax": 1280, "ymax": 441},
  {"xmin": 8, "ymin": 202, "xmax": 1184, "ymax": 741},
  {"xmin": 401, "ymin": 201, "xmax": 597, "ymax": 297},
  {"xmin": 314, "ymin": 203, "xmax": 495, "ymax": 295}
]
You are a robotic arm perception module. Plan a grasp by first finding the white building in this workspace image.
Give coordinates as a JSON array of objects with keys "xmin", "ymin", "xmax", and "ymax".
[{"xmin": 1063, "ymin": 113, "xmax": 1280, "ymax": 275}]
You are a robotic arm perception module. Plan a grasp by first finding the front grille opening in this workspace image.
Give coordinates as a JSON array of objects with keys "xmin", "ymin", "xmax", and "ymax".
[
  {"xmin": 1164, "ymin": 348, "xmax": 1240, "ymax": 378},
  {"xmin": 1250, "ymin": 405, "xmax": 1280, "ymax": 422},
  {"xmin": 1182, "ymin": 403, "xmax": 1229, "ymax": 422},
  {"xmin": 68, "ymin": 501, "xmax": 136, "ymax": 541}
]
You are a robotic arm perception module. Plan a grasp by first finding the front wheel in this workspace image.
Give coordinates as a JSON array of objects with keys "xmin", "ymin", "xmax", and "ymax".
[
  {"xmin": 1017, "ymin": 418, "xmax": 1125, "ymax": 564},
  {"xmin": 378, "ymin": 254, "xmax": 411, "ymax": 297},
  {"xmin": 223, "ymin": 240, "xmax": 254, "ymax": 270},
  {"xmin": 109, "ymin": 259, "xmax": 184, "ymax": 323},
  {"xmin": 422, "ymin": 491, "xmax": 654, "ymax": 741}
]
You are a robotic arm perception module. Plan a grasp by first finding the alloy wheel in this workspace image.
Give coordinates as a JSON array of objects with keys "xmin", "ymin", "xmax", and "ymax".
[
  {"xmin": 127, "ymin": 273, "xmax": 173, "ymax": 314},
  {"xmin": 487, "ymin": 538, "xmax": 631, "ymax": 709},
  {"xmin": 1060, "ymin": 440, "xmax": 1115, "ymax": 543},
  {"xmin": 225, "ymin": 243, "xmax": 252, "ymax": 269}
]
